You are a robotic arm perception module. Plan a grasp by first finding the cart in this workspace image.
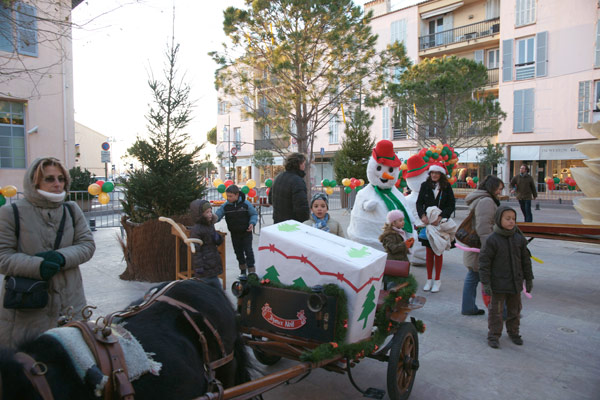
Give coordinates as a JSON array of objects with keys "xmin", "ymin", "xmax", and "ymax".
[{"xmin": 196, "ymin": 261, "xmax": 426, "ymax": 400}]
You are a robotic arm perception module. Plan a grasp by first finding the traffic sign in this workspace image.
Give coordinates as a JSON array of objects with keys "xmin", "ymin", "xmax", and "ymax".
[
  {"xmin": 320, "ymin": 147, "xmax": 325, "ymax": 156},
  {"xmin": 231, "ymin": 147, "xmax": 238, "ymax": 156},
  {"xmin": 101, "ymin": 151, "xmax": 111, "ymax": 163},
  {"xmin": 101, "ymin": 142, "xmax": 110, "ymax": 151},
  {"xmin": 230, "ymin": 155, "xmax": 237, "ymax": 164}
]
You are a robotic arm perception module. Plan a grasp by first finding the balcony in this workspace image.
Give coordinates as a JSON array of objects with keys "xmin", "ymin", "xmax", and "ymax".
[
  {"xmin": 419, "ymin": 18, "xmax": 500, "ymax": 52},
  {"xmin": 487, "ymin": 68, "xmax": 499, "ymax": 86},
  {"xmin": 254, "ymin": 138, "xmax": 290, "ymax": 151}
]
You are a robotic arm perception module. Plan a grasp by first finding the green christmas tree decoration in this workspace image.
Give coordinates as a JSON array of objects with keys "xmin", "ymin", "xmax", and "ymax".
[
  {"xmin": 263, "ymin": 266, "xmax": 281, "ymax": 283},
  {"xmin": 292, "ymin": 277, "xmax": 308, "ymax": 288},
  {"xmin": 347, "ymin": 246, "xmax": 370, "ymax": 258},
  {"xmin": 357, "ymin": 285, "xmax": 376, "ymax": 329},
  {"xmin": 278, "ymin": 223, "xmax": 301, "ymax": 232}
]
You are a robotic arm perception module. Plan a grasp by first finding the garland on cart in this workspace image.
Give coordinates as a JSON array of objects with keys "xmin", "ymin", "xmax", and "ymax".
[{"xmin": 246, "ymin": 273, "xmax": 424, "ymax": 363}]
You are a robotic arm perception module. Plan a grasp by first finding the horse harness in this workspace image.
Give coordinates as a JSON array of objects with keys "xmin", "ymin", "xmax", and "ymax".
[{"xmin": 12, "ymin": 280, "xmax": 235, "ymax": 400}]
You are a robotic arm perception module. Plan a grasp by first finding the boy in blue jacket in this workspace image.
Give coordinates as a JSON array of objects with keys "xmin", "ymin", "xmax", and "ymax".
[{"xmin": 215, "ymin": 185, "xmax": 258, "ymax": 275}]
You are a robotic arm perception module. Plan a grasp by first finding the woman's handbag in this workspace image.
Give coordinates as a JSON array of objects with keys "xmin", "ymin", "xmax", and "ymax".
[
  {"xmin": 455, "ymin": 209, "xmax": 481, "ymax": 248},
  {"xmin": 418, "ymin": 226, "xmax": 428, "ymax": 241},
  {"xmin": 3, "ymin": 276, "xmax": 49, "ymax": 309}
]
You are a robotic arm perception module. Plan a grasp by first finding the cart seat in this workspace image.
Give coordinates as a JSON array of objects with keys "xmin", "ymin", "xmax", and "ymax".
[{"xmin": 384, "ymin": 260, "xmax": 410, "ymax": 277}]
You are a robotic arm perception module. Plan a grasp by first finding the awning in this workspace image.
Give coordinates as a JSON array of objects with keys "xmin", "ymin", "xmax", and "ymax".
[
  {"xmin": 454, "ymin": 147, "xmax": 484, "ymax": 163},
  {"xmin": 510, "ymin": 144, "xmax": 587, "ymax": 161},
  {"xmin": 420, "ymin": 2, "xmax": 464, "ymax": 19},
  {"xmin": 510, "ymin": 145, "xmax": 540, "ymax": 161}
]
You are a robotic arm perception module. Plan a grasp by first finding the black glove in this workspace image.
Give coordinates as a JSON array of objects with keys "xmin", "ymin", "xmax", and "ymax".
[
  {"xmin": 213, "ymin": 231, "xmax": 223, "ymax": 245},
  {"xmin": 525, "ymin": 280, "xmax": 533, "ymax": 293},
  {"xmin": 36, "ymin": 251, "xmax": 65, "ymax": 267},
  {"xmin": 40, "ymin": 260, "xmax": 61, "ymax": 280},
  {"xmin": 482, "ymin": 283, "xmax": 492, "ymax": 296}
]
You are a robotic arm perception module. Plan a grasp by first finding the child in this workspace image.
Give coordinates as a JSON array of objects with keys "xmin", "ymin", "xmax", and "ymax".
[
  {"xmin": 379, "ymin": 210, "xmax": 414, "ymax": 262},
  {"xmin": 479, "ymin": 206, "xmax": 534, "ymax": 349},
  {"xmin": 189, "ymin": 199, "xmax": 223, "ymax": 289},
  {"xmin": 303, "ymin": 193, "xmax": 344, "ymax": 237},
  {"xmin": 215, "ymin": 185, "xmax": 258, "ymax": 275}
]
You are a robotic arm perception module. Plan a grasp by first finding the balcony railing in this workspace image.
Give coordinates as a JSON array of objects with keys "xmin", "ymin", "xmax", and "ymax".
[
  {"xmin": 254, "ymin": 138, "xmax": 289, "ymax": 151},
  {"xmin": 487, "ymin": 68, "xmax": 499, "ymax": 86},
  {"xmin": 419, "ymin": 18, "xmax": 500, "ymax": 51}
]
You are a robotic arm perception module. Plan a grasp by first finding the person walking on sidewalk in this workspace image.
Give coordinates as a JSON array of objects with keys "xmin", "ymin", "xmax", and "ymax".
[
  {"xmin": 479, "ymin": 206, "xmax": 534, "ymax": 349},
  {"xmin": 510, "ymin": 165, "xmax": 537, "ymax": 222},
  {"xmin": 215, "ymin": 185, "xmax": 258, "ymax": 275},
  {"xmin": 268, "ymin": 153, "xmax": 310, "ymax": 224}
]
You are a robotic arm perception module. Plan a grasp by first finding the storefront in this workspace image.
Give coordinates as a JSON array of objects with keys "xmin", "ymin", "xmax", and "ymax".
[{"xmin": 453, "ymin": 147, "xmax": 485, "ymax": 182}]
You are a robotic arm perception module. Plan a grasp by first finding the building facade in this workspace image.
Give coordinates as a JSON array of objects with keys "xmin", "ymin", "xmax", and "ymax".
[{"xmin": 74, "ymin": 121, "xmax": 108, "ymax": 178}]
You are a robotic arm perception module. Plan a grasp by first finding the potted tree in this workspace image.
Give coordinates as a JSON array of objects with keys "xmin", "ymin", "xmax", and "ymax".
[
  {"xmin": 68, "ymin": 166, "xmax": 96, "ymax": 212},
  {"xmin": 119, "ymin": 41, "xmax": 205, "ymax": 282}
]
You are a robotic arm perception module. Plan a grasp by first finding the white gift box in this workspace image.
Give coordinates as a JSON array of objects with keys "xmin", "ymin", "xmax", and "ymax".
[{"xmin": 256, "ymin": 220, "xmax": 387, "ymax": 343}]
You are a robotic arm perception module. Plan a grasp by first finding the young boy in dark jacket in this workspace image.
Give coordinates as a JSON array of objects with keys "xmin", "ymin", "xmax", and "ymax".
[
  {"xmin": 479, "ymin": 206, "xmax": 534, "ymax": 349},
  {"xmin": 189, "ymin": 199, "xmax": 223, "ymax": 289},
  {"xmin": 215, "ymin": 185, "xmax": 258, "ymax": 275}
]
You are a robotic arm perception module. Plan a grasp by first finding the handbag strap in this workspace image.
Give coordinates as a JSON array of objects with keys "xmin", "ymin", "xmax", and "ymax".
[
  {"xmin": 53, "ymin": 205, "xmax": 68, "ymax": 250},
  {"xmin": 12, "ymin": 203, "xmax": 75, "ymax": 250}
]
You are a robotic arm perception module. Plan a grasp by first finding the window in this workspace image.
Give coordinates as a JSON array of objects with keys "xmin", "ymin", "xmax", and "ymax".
[
  {"xmin": 262, "ymin": 125, "xmax": 270, "ymax": 140},
  {"xmin": 222, "ymin": 126, "xmax": 229, "ymax": 141},
  {"xmin": 486, "ymin": 0, "xmax": 500, "ymax": 20},
  {"xmin": 390, "ymin": 19, "xmax": 406, "ymax": 44},
  {"xmin": 595, "ymin": 20, "xmax": 600, "ymax": 68},
  {"xmin": 0, "ymin": 2, "xmax": 37, "ymax": 56},
  {"xmin": 382, "ymin": 107, "xmax": 389, "ymax": 139},
  {"xmin": 578, "ymin": 81, "xmax": 592, "ymax": 127},
  {"xmin": 515, "ymin": 37, "xmax": 535, "ymax": 80},
  {"xmin": 392, "ymin": 105, "xmax": 408, "ymax": 140},
  {"xmin": 487, "ymin": 48, "xmax": 500, "ymax": 69},
  {"xmin": 0, "ymin": 101, "xmax": 26, "ymax": 168},
  {"xmin": 513, "ymin": 88, "xmax": 534, "ymax": 133},
  {"xmin": 241, "ymin": 96, "xmax": 251, "ymax": 121},
  {"xmin": 515, "ymin": 0, "xmax": 536, "ymax": 27},
  {"xmin": 329, "ymin": 115, "xmax": 339, "ymax": 144},
  {"xmin": 233, "ymin": 127, "xmax": 241, "ymax": 147},
  {"xmin": 594, "ymin": 81, "xmax": 600, "ymax": 122},
  {"xmin": 218, "ymin": 101, "xmax": 228, "ymax": 115},
  {"xmin": 258, "ymin": 97, "xmax": 269, "ymax": 118}
]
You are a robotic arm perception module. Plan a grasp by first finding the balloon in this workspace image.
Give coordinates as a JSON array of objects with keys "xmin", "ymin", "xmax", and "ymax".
[
  {"xmin": 473, "ymin": 176, "xmax": 479, "ymax": 183},
  {"xmin": 246, "ymin": 179, "xmax": 256, "ymax": 189},
  {"xmin": 248, "ymin": 188, "xmax": 257, "ymax": 198},
  {"xmin": 329, "ymin": 180, "xmax": 337, "ymax": 187},
  {"xmin": 241, "ymin": 185, "xmax": 250, "ymax": 194},
  {"xmin": 553, "ymin": 177, "xmax": 560, "ymax": 184},
  {"xmin": 102, "ymin": 181, "xmax": 114, "ymax": 193},
  {"xmin": 344, "ymin": 186, "xmax": 352, "ymax": 194},
  {"xmin": 98, "ymin": 192, "xmax": 110, "ymax": 205},
  {"xmin": 265, "ymin": 178, "xmax": 273, "ymax": 188},
  {"xmin": 88, "ymin": 183, "xmax": 102, "ymax": 196},
  {"xmin": 423, "ymin": 156, "xmax": 429, "ymax": 162},
  {"xmin": 222, "ymin": 192, "xmax": 228, "ymax": 199},
  {"xmin": 217, "ymin": 184, "xmax": 226, "ymax": 193},
  {"xmin": 224, "ymin": 180, "xmax": 234, "ymax": 187},
  {"xmin": 95, "ymin": 180, "xmax": 105, "ymax": 188},
  {"xmin": 400, "ymin": 163, "xmax": 408, "ymax": 171},
  {"xmin": 322, "ymin": 179, "xmax": 330, "ymax": 187},
  {"xmin": 213, "ymin": 179, "xmax": 223, "ymax": 188},
  {"xmin": 1, "ymin": 185, "xmax": 17, "ymax": 197},
  {"xmin": 432, "ymin": 153, "xmax": 439, "ymax": 159},
  {"xmin": 266, "ymin": 188, "xmax": 271, "ymax": 196},
  {"xmin": 359, "ymin": 179, "xmax": 365, "ymax": 186},
  {"xmin": 426, "ymin": 150, "xmax": 432, "ymax": 157},
  {"xmin": 325, "ymin": 187, "xmax": 334, "ymax": 195},
  {"xmin": 342, "ymin": 178, "xmax": 351, "ymax": 187},
  {"xmin": 0, "ymin": 194, "xmax": 5, "ymax": 207}
]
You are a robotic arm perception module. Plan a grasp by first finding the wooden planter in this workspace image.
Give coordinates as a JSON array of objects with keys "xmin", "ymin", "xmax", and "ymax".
[{"xmin": 119, "ymin": 214, "xmax": 193, "ymax": 282}]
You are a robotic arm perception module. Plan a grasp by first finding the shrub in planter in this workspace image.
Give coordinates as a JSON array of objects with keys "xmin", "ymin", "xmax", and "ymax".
[{"xmin": 68, "ymin": 166, "xmax": 95, "ymax": 211}]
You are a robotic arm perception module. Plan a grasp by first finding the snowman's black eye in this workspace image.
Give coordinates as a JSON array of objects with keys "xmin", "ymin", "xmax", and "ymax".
[
  {"xmin": 376, "ymin": 165, "xmax": 382, "ymax": 171},
  {"xmin": 389, "ymin": 167, "xmax": 394, "ymax": 173}
]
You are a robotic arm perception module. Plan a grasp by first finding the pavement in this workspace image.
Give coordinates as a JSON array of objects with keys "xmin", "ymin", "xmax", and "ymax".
[{"xmin": 76, "ymin": 200, "xmax": 600, "ymax": 400}]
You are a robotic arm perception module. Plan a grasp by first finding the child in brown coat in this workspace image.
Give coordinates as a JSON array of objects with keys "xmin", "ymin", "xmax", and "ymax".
[{"xmin": 379, "ymin": 210, "xmax": 414, "ymax": 262}]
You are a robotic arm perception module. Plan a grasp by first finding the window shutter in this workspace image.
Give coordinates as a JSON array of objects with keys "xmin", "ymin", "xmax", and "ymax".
[
  {"xmin": 595, "ymin": 21, "xmax": 600, "ymax": 68},
  {"xmin": 502, "ymin": 40, "xmax": 513, "ymax": 82},
  {"xmin": 0, "ymin": 7, "xmax": 14, "ymax": 53},
  {"xmin": 474, "ymin": 50, "xmax": 484, "ymax": 64},
  {"xmin": 382, "ymin": 107, "xmax": 389, "ymax": 139},
  {"xmin": 513, "ymin": 90, "xmax": 524, "ymax": 132},
  {"xmin": 536, "ymin": 31, "xmax": 548, "ymax": 77},
  {"xmin": 578, "ymin": 81, "xmax": 591, "ymax": 127},
  {"xmin": 515, "ymin": 0, "xmax": 522, "ymax": 26},
  {"xmin": 15, "ymin": 2, "xmax": 37, "ymax": 56},
  {"xmin": 523, "ymin": 88, "xmax": 535, "ymax": 132},
  {"xmin": 391, "ymin": 19, "xmax": 407, "ymax": 44}
]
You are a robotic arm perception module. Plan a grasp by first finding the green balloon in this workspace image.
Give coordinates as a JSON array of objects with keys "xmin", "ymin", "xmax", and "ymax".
[
  {"xmin": 553, "ymin": 177, "xmax": 560, "ymax": 184},
  {"xmin": 344, "ymin": 186, "xmax": 352, "ymax": 194},
  {"xmin": 426, "ymin": 150, "xmax": 432, "ymax": 157},
  {"xmin": 355, "ymin": 185, "xmax": 362, "ymax": 192},
  {"xmin": 473, "ymin": 176, "xmax": 479, "ymax": 183},
  {"xmin": 241, "ymin": 185, "xmax": 250, "ymax": 194},
  {"xmin": 329, "ymin": 180, "xmax": 337, "ymax": 187},
  {"xmin": 322, "ymin": 179, "xmax": 330, "ymax": 187},
  {"xmin": 423, "ymin": 156, "xmax": 429, "ymax": 162},
  {"xmin": 0, "ymin": 194, "xmax": 5, "ymax": 207},
  {"xmin": 432, "ymin": 152, "xmax": 439, "ymax": 159},
  {"xmin": 265, "ymin": 178, "xmax": 273, "ymax": 188},
  {"xmin": 217, "ymin": 184, "xmax": 226, "ymax": 193},
  {"xmin": 102, "ymin": 181, "xmax": 114, "ymax": 193}
]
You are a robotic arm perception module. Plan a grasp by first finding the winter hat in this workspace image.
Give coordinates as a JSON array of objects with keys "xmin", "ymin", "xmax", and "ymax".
[
  {"xmin": 225, "ymin": 184, "xmax": 240, "ymax": 194},
  {"xmin": 404, "ymin": 154, "xmax": 429, "ymax": 179},
  {"xmin": 428, "ymin": 161, "xmax": 447, "ymax": 175},
  {"xmin": 494, "ymin": 205, "xmax": 517, "ymax": 228},
  {"xmin": 311, "ymin": 192, "xmax": 329, "ymax": 208},
  {"xmin": 386, "ymin": 209, "xmax": 405, "ymax": 224},
  {"xmin": 372, "ymin": 140, "xmax": 401, "ymax": 167}
]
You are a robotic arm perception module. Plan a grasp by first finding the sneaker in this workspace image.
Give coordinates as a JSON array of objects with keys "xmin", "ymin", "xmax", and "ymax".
[
  {"xmin": 488, "ymin": 338, "xmax": 500, "ymax": 349},
  {"xmin": 423, "ymin": 279, "xmax": 433, "ymax": 291},
  {"xmin": 431, "ymin": 280, "xmax": 441, "ymax": 293},
  {"xmin": 462, "ymin": 309, "xmax": 485, "ymax": 316},
  {"xmin": 510, "ymin": 335, "xmax": 523, "ymax": 345}
]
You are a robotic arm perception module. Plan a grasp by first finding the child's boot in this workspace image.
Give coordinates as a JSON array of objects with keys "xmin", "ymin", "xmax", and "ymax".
[
  {"xmin": 423, "ymin": 279, "xmax": 433, "ymax": 291},
  {"xmin": 239, "ymin": 264, "xmax": 247, "ymax": 276},
  {"xmin": 431, "ymin": 279, "xmax": 441, "ymax": 293},
  {"xmin": 509, "ymin": 334, "xmax": 523, "ymax": 345}
]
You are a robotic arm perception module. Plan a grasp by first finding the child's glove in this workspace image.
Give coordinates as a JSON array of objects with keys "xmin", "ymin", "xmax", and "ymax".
[
  {"xmin": 40, "ymin": 260, "xmax": 61, "ymax": 280},
  {"xmin": 36, "ymin": 250, "xmax": 65, "ymax": 267},
  {"xmin": 525, "ymin": 280, "xmax": 533, "ymax": 293},
  {"xmin": 405, "ymin": 237, "xmax": 415, "ymax": 248},
  {"xmin": 482, "ymin": 283, "xmax": 492, "ymax": 296},
  {"xmin": 213, "ymin": 231, "xmax": 223, "ymax": 245}
]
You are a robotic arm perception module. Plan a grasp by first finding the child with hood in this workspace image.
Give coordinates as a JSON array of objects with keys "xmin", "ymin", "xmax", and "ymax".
[
  {"xmin": 479, "ymin": 206, "xmax": 534, "ymax": 349},
  {"xmin": 379, "ymin": 210, "xmax": 414, "ymax": 262},
  {"xmin": 189, "ymin": 199, "xmax": 223, "ymax": 289},
  {"xmin": 303, "ymin": 193, "xmax": 344, "ymax": 237}
]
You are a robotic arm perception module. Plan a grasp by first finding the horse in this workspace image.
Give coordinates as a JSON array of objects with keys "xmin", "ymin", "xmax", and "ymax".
[{"xmin": 0, "ymin": 279, "xmax": 252, "ymax": 399}]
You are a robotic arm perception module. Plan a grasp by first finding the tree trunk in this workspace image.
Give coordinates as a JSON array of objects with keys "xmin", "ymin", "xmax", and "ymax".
[{"xmin": 119, "ymin": 214, "xmax": 193, "ymax": 282}]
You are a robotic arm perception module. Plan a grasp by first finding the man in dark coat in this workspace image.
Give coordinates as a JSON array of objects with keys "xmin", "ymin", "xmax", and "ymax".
[
  {"xmin": 510, "ymin": 164, "xmax": 537, "ymax": 222},
  {"xmin": 268, "ymin": 153, "xmax": 310, "ymax": 223}
]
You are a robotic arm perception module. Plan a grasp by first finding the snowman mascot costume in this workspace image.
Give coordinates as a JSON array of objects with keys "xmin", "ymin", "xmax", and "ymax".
[
  {"xmin": 348, "ymin": 140, "xmax": 420, "ymax": 251},
  {"xmin": 403, "ymin": 155, "xmax": 430, "ymax": 265}
]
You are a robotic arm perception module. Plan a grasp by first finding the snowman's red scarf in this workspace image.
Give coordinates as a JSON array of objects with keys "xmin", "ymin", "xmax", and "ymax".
[{"xmin": 373, "ymin": 186, "xmax": 413, "ymax": 233}]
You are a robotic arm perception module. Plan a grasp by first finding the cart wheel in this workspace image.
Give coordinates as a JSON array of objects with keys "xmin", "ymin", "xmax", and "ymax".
[
  {"xmin": 386, "ymin": 322, "xmax": 419, "ymax": 400},
  {"xmin": 252, "ymin": 348, "xmax": 282, "ymax": 366}
]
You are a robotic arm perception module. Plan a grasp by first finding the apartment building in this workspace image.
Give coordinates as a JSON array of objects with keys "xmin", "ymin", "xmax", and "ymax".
[{"xmin": 0, "ymin": 0, "xmax": 81, "ymax": 188}]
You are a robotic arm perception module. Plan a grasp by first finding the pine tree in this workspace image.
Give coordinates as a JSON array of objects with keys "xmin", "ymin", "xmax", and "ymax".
[
  {"xmin": 333, "ymin": 109, "xmax": 375, "ymax": 183},
  {"xmin": 357, "ymin": 285, "xmax": 376, "ymax": 329},
  {"xmin": 292, "ymin": 277, "xmax": 307, "ymax": 288},
  {"xmin": 263, "ymin": 266, "xmax": 281, "ymax": 283}
]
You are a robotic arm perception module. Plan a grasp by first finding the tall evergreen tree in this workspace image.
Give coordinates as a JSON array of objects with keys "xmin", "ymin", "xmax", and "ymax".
[
  {"xmin": 333, "ymin": 109, "xmax": 375, "ymax": 183},
  {"xmin": 122, "ymin": 41, "xmax": 204, "ymax": 222}
]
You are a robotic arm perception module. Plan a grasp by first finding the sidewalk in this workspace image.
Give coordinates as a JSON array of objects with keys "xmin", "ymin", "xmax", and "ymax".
[{"xmin": 79, "ymin": 204, "xmax": 600, "ymax": 399}]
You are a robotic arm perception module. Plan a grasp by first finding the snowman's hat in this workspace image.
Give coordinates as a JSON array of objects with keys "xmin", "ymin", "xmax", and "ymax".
[
  {"xmin": 428, "ymin": 161, "xmax": 447, "ymax": 175},
  {"xmin": 404, "ymin": 154, "xmax": 429, "ymax": 179},
  {"xmin": 372, "ymin": 140, "xmax": 401, "ymax": 167}
]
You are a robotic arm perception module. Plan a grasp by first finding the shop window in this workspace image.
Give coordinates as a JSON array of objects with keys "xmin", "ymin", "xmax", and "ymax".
[{"xmin": 0, "ymin": 100, "xmax": 26, "ymax": 168}]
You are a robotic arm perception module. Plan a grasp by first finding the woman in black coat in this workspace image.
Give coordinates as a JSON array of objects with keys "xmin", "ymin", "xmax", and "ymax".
[{"xmin": 416, "ymin": 162, "xmax": 456, "ymax": 293}]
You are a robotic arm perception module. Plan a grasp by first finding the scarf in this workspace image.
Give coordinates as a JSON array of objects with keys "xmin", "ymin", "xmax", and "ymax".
[
  {"xmin": 373, "ymin": 186, "xmax": 413, "ymax": 233},
  {"xmin": 392, "ymin": 226, "xmax": 407, "ymax": 240},
  {"xmin": 311, "ymin": 213, "xmax": 330, "ymax": 232},
  {"xmin": 37, "ymin": 189, "xmax": 66, "ymax": 203},
  {"xmin": 493, "ymin": 224, "xmax": 516, "ymax": 237}
]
